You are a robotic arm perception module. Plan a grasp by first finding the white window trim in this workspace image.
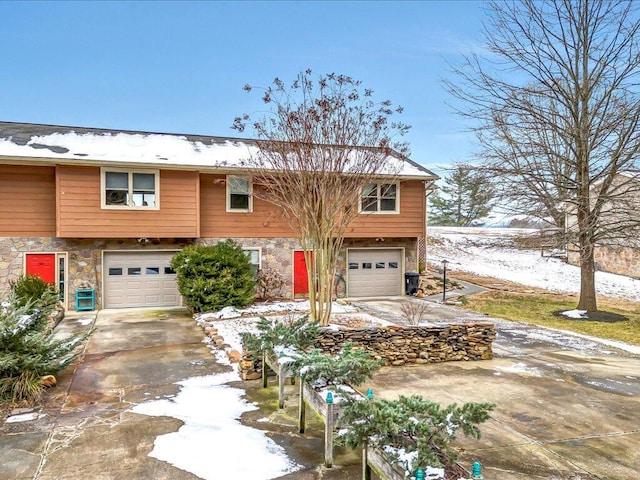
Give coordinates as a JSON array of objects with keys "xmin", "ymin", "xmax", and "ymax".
[
  {"xmin": 242, "ymin": 247, "xmax": 262, "ymax": 278},
  {"xmin": 100, "ymin": 167, "xmax": 160, "ymax": 210},
  {"xmin": 358, "ymin": 182, "xmax": 400, "ymax": 214},
  {"xmin": 226, "ymin": 175, "xmax": 253, "ymax": 212}
]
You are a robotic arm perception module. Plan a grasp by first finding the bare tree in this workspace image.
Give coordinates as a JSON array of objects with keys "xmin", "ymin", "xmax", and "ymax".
[
  {"xmin": 233, "ymin": 70, "xmax": 409, "ymax": 325},
  {"xmin": 447, "ymin": 0, "xmax": 640, "ymax": 311}
]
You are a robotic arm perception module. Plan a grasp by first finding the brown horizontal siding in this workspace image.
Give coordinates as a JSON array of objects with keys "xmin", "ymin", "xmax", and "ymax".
[
  {"xmin": 57, "ymin": 166, "xmax": 199, "ymax": 238},
  {"xmin": 0, "ymin": 165, "xmax": 56, "ymax": 236},
  {"xmin": 346, "ymin": 180, "xmax": 425, "ymax": 237},
  {"xmin": 200, "ymin": 174, "xmax": 294, "ymax": 238},
  {"xmin": 200, "ymin": 175, "xmax": 425, "ymax": 239}
]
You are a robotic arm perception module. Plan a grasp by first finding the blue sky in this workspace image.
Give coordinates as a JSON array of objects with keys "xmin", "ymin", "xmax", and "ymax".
[{"xmin": 0, "ymin": 1, "xmax": 486, "ymax": 176}]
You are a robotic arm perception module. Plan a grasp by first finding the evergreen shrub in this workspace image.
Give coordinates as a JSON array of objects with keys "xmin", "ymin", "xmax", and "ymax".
[
  {"xmin": 0, "ymin": 296, "xmax": 87, "ymax": 404},
  {"xmin": 338, "ymin": 394, "xmax": 495, "ymax": 475},
  {"xmin": 171, "ymin": 240, "xmax": 256, "ymax": 312},
  {"xmin": 241, "ymin": 315, "xmax": 319, "ymax": 354},
  {"xmin": 9, "ymin": 275, "xmax": 59, "ymax": 313}
]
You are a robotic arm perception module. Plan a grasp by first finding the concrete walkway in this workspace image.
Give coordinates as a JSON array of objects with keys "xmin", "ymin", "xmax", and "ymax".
[
  {"xmin": 357, "ymin": 297, "xmax": 640, "ymax": 480},
  {"xmin": 2, "ymin": 301, "xmax": 639, "ymax": 479},
  {"xmin": 0, "ymin": 308, "xmax": 361, "ymax": 480}
]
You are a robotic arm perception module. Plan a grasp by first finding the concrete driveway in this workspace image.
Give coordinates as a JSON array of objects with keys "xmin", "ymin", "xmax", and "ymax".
[
  {"xmin": 0, "ymin": 308, "xmax": 361, "ymax": 480},
  {"xmin": 2, "ymin": 301, "xmax": 639, "ymax": 480},
  {"xmin": 1, "ymin": 308, "xmax": 223, "ymax": 480},
  {"xmin": 358, "ymin": 298, "xmax": 640, "ymax": 480}
]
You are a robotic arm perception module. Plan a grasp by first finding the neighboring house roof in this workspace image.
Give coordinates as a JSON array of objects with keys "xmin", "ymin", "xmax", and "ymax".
[
  {"xmin": 0, "ymin": 121, "xmax": 437, "ymax": 179},
  {"xmin": 618, "ymin": 170, "xmax": 640, "ymax": 180}
]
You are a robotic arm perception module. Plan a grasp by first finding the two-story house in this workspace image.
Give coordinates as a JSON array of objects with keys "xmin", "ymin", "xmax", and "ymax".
[{"xmin": 0, "ymin": 121, "xmax": 437, "ymax": 310}]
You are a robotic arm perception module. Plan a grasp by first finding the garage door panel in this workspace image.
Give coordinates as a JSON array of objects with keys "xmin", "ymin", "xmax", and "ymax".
[
  {"xmin": 104, "ymin": 251, "xmax": 180, "ymax": 308},
  {"xmin": 347, "ymin": 249, "xmax": 402, "ymax": 297}
]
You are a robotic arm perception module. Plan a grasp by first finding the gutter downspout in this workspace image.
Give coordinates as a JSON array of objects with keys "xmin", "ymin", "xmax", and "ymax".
[{"xmin": 424, "ymin": 180, "xmax": 437, "ymax": 269}]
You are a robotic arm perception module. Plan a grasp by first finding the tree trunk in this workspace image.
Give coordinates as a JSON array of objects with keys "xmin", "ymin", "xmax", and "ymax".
[{"xmin": 577, "ymin": 236, "xmax": 597, "ymax": 312}]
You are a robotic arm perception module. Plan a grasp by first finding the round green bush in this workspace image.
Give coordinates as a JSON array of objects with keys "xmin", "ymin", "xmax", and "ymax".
[{"xmin": 170, "ymin": 240, "xmax": 255, "ymax": 312}]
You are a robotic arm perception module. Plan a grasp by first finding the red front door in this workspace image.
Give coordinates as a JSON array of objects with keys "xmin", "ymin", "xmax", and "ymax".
[
  {"xmin": 293, "ymin": 251, "xmax": 312, "ymax": 296},
  {"xmin": 25, "ymin": 253, "xmax": 56, "ymax": 284}
]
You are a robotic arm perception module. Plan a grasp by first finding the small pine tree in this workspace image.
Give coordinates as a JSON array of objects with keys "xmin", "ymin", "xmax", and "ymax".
[
  {"xmin": 292, "ymin": 343, "xmax": 384, "ymax": 388},
  {"xmin": 171, "ymin": 240, "xmax": 256, "ymax": 312},
  {"xmin": 241, "ymin": 315, "xmax": 319, "ymax": 354},
  {"xmin": 0, "ymin": 296, "xmax": 87, "ymax": 404},
  {"xmin": 9, "ymin": 275, "xmax": 59, "ymax": 314},
  {"xmin": 337, "ymin": 394, "xmax": 495, "ymax": 475},
  {"xmin": 430, "ymin": 164, "xmax": 495, "ymax": 226}
]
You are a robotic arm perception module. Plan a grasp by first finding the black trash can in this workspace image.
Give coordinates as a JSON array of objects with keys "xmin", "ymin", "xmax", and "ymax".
[{"xmin": 405, "ymin": 272, "xmax": 420, "ymax": 295}]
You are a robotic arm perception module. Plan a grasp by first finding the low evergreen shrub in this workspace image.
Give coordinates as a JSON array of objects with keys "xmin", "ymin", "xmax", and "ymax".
[
  {"xmin": 292, "ymin": 343, "xmax": 384, "ymax": 388},
  {"xmin": 171, "ymin": 240, "xmax": 256, "ymax": 312},
  {"xmin": 0, "ymin": 298, "xmax": 87, "ymax": 404},
  {"xmin": 9, "ymin": 275, "xmax": 59, "ymax": 313},
  {"xmin": 338, "ymin": 394, "xmax": 495, "ymax": 475},
  {"xmin": 241, "ymin": 315, "xmax": 319, "ymax": 354}
]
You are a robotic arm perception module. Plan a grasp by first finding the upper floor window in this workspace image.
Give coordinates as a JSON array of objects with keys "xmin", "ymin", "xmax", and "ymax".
[
  {"xmin": 101, "ymin": 168, "xmax": 159, "ymax": 209},
  {"xmin": 227, "ymin": 176, "xmax": 252, "ymax": 212},
  {"xmin": 360, "ymin": 183, "xmax": 398, "ymax": 213}
]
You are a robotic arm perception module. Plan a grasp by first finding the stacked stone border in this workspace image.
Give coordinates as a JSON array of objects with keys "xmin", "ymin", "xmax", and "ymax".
[
  {"xmin": 230, "ymin": 322, "xmax": 496, "ymax": 379},
  {"xmin": 315, "ymin": 323, "xmax": 496, "ymax": 365}
]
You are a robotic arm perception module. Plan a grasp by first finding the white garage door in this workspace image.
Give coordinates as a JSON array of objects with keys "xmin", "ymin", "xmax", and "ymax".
[
  {"xmin": 347, "ymin": 249, "xmax": 403, "ymax": 297},
  {"xmin": 103, "ymin": 251, "xmax": 180, "ymax": 308}
]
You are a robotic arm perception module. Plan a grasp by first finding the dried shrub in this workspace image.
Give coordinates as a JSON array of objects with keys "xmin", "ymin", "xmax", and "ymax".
[{"xmin": 400, "ymin": 300, "xmax": 430, "ymax": 325}]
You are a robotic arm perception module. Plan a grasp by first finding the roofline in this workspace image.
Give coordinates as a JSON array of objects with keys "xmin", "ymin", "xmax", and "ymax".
[
  {"xmin": 0, "ymin": 119, "xmax": 257, "ymax": 145},
  {"xmin": 0, "ymin": 120, "xmax": 439, "ymax": 179}
]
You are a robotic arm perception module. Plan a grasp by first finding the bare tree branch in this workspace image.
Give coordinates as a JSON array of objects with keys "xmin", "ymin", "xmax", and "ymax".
[
  {"xmin": 445, "ymin": 0, "xmax": 640, "ymax": 311},
  {"xmin": 233, "ymin": 70, "xmax": 411, "ymax": 325}
]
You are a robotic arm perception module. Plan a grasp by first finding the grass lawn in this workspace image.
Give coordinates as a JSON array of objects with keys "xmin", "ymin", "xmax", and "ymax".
[{"xmin": 462, "ymin": 291, "xmax": 640, "ymax": 346}]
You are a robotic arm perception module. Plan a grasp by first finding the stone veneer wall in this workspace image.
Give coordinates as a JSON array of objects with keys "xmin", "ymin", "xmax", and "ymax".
[
  {"xmin": 1, "ymin": 235, "xmax": 419, "ymax": 309},
  {"xmin": 0, "ymin": 237, "xmax": 190, "ymax": 309},
  {"xmin": 567, "ymin": 245, "xmax": 640, "ymax": 279},
  {"xmin": 314, "ymin": 323, "xmax": 496, "ymax": 365},
  {"xmin": 198, "ymin": 237, "xmax": 419, "ymax": 298},
  {"xmin": 235, "ymin": 322, "xmax": 496, "ymax": 379}
]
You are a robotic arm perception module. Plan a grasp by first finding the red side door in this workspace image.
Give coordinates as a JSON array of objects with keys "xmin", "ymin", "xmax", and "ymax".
[
  {"xmin": 25, "ymin": 253, "xmax": 56, "ymax": 284},
  {"xmin": 293, "ymin": 251, "xmax": 312, "ymax": 296}
]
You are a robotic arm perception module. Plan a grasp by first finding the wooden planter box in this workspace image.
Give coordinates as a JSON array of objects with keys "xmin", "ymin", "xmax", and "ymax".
[
  {"xmin": 262, "ymin": 350, "xmax": 295, "ymax": 409},
  {"xmin": 298, "ymin": 381, "xmax": 349, "ymax": 468},
  {"xmin": 366, "ymin": 446, "xmax": 408, "ymax": 480}
]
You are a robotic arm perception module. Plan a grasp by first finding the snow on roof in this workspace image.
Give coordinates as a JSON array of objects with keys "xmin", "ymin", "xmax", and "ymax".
[{"xmin": 0, "ymin": 121, "xmax": 436, "ymax": 178}]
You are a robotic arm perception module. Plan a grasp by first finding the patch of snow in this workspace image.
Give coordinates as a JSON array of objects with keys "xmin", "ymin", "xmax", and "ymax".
[
  {"xmin": 200, "ymin": 306, "xmax": 241, "ymax": 320},
  {"xmin": 130, "ymin": 372, "xmax": 301, "ymax": 479},
  {"xmin": 0, "ymin": 129, "xmax": 429, "ymax": 177},
  {"xmin": 428, "ymin": 227, "xmax": 640, "ymax": 301},
  {"xmin": 495, "ymin": 362, "xmax": 542, "ymax": 377},
  {"xmin": 541, "ymin": 328, "xmax": 640, "ymax": 355},
  {"xmin": 75, "ymin": 317, "xmax": 94, "ymax": 326},
  {"xmin": 195, "ymin": 301, "xmax": 364, "ymax": 354},
  {"xmin": 561, "ymin": 309, "xmax": 587, "ymax": 319},
  {"xmin": 5, "ymin": 412, "xmax": 43, "ymax": 423}
]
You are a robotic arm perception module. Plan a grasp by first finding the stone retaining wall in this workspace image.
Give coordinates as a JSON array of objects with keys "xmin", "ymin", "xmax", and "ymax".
[
  {"xmin": 234, "ymin": 322, "xmax": 496, "ymax": 379},
  {"xmin": 314, "ymin": 323, "xmax": 495, "ymax": 365}
]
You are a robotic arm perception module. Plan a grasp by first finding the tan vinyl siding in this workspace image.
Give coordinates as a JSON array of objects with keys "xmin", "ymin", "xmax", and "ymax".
[
  {"xmin": 0, "ymin": 165, "xmax": 56, "ymax": 236},
  {"xmin": 57, "ymin": 166, "xmax": 199, "ymax": 238},
  {"xmin": 200, "ymin": 174, "xmax": 293, "ymax": 238},
  {"xmin": 347, "ymin": 180, "xmax": 425, "ymax": 237}
]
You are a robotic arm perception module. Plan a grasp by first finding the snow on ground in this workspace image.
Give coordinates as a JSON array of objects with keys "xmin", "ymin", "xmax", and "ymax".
[
  {"xmin": 428, "ymin": 226, "xmax": 640, "ymax": 301},
  {"xmin": 198, "ymin": 300, "xmax": 357, "ymax": 321},
  {"xmin": 131, "ymin": 371, "xmax": 301, "ymax": 480},
  {"xmin": 197, "ymin": 301, "xmax": 385, "ymax": 354}
]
